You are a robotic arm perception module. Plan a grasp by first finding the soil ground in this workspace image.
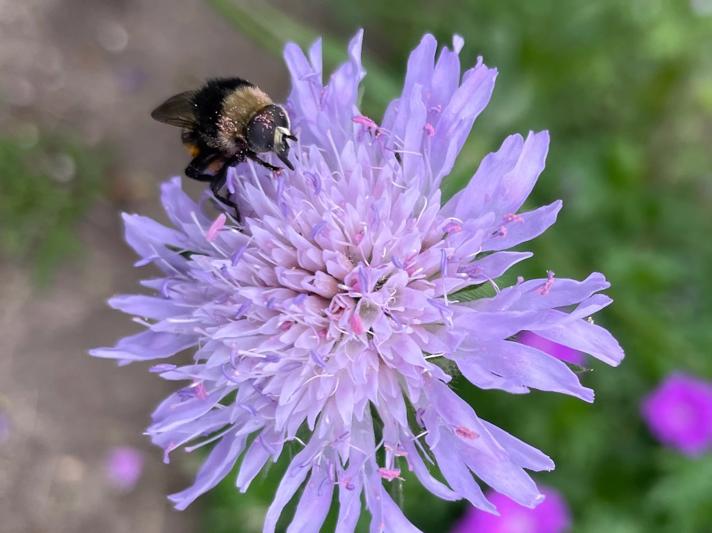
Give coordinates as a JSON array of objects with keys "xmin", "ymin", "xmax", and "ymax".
[{"xmin": 0, "ymin": 1, "xmax": 290, "ymax": 531}]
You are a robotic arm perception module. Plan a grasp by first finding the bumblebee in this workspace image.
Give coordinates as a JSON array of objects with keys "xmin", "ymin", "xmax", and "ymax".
[{"xmin": 151, "ymin": 77, "xmax": 297, "ymax": 211}]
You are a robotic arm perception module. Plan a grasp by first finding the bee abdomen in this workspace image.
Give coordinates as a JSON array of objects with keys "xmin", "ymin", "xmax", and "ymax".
[{"xmin": 181, "ymin": 129, "xmax": 201, "ymax": 158}]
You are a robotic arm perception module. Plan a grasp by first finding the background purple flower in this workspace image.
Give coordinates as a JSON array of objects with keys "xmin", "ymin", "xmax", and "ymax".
[
  {"xmin": 0, "ymin": 410, "xmax": 10, "ymax": 445},
  {"xmin": 105, "ymin": 446, "xmax": 144, "ymax": 491},
  {"xmin": 518, "ymin": 331, "xmax": 585, "ymax": 366},
  {"xmin": 641, "ymin": 373, "xmax": 712, "ymax": 456},
  {"xmin": 91, "ymin": 31, "xmax": 623, "ymax": 531},
  {"xmin": 452, "ymin": 487, "xmax": 571, "ymax": 533}
]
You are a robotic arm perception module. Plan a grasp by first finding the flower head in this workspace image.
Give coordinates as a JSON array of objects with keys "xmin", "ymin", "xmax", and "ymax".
[
  {"xmin": 452, "ymin": 487, "xmax": 571, "ymax": 533},
  {"xmin": 641, "ymin": 373, "xmax": 712, "ymax": 456},
  {"xmin": 91, "ymin": 31, "xmax": 623, "ymax": 531}
]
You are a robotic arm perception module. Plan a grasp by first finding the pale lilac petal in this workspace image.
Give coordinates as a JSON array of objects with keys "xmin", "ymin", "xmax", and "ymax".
[
  {"xmin": 263, "ymin": 438, "xmax": 322, "ymax": 533},
  {"xmin": 444, "ymin": 131, "xmax": 549, "ymax": 221},
  {"xmin": 429, "ymin": 63, "xmax": 498, "ymax": 185},
  {"xmin": 455, "ymin": 339, "xmax": 593, "ymax": 401},
  {"xmin": 286, "ymin": 466, "xmax": 334, "ymax": 533},
  {"xmin": 89, "ymin": 330, "xmax": 196, "ymax": 364},
  {"xmin": 531, "ymin": 314, "xmax": 624, "ymax": 366},
  {"xmin": 481, "ymin": 201, "xmax": 563, "ymax": 252},
  {"xmin": 108, "ymin": 294, "xmax": 186, "ymax": 320},
  {"xmin": 169, "ymin": 432, "xmax": 244, "ymax": 510},
  {"xmin": 460, "ymin": 251, "xmax": 533, "ymax": 283},
  {"xmin": 480, "ymin": 421, "xmax": 555, "ymax": 472}
]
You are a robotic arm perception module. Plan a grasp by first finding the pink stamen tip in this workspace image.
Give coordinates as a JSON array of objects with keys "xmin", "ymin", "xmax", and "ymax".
[
  {"xmin": 352, "ymin": 115, "xmax": 379, "ymax": 130},
  {"xmin": 206, "ymin": 213, "xmax": 226, "ymax": 242},
  {"xmin": 279, "ymin": 320, "xmax": 293, "ymax": 332},
  {"xmin": 423, "ymin": 123, "xmax": 435, "ymax": 137},
  {"xmin": 504, "ymin": 213, "xmax": 524, "ymax": 223},
  {"xmin": 539, "ymin": 270, "xmax": 556, "ymax": 295},
  {"xmin": 193, "ymin": 381, "xmax": 208, "ymax": 401},
  {"xmin": 495, "ymin": 225, "xmax": 508, "ymax": 237},
  {"xmin": 378, "ymin": 467, "xmax": 402, "ymax": 481},
  {"xmin": 163, "ymin": 443, "xmax": 176, "ymax": 464},
  {"xmin": 443, "ymin": 221, "xmax": 463, "ymax": 234},
  {"xmin": 353, "ymin": 230, "xmax": 365, "ymax": 245},
  {"xmin": 454, "ymin": 426, "xmax": 479, "ymax": 440},
  {"xmin": 349, "ymin": 313, "xmax": 364, "ymax": 335}
]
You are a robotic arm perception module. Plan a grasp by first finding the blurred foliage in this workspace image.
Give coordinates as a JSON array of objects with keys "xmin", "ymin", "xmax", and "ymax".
[
  {"xmin": 0, "ymin": 127, "xmax": 104, "ymax": 281},
  {"xmin": 204, "ymin": 0, "xmax": 712, "ymax": 531}
]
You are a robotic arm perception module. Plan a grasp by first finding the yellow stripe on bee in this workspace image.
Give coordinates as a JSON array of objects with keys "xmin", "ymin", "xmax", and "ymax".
[{"xmin": 184, "ymin": 143, "xmax": 200, "ymax": 158}]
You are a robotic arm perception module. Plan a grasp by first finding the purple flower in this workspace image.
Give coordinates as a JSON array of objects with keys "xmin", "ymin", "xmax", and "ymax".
[
  {"xmin": 452, "ymin": 487, "xmax": 571, "ymax": 533},
  {"xmin": 105, "ymin": 446, "xmax": 144, "ymax": 491},
  {"xmin": 518, "ymin": 331, "xmax": 585, "ymax": 366},
  {"xmin": 641, "ymin": 373, "xmax": 712, "ymax": 456},
  {"xmin": 91, "ymin": 31, "xmax": 624, "ymax": 532}
]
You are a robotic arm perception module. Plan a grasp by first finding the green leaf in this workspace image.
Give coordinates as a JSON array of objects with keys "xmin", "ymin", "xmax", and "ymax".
[{"xmin": 449, "ymin": 283, "xmax": 497, "ymax": 302}]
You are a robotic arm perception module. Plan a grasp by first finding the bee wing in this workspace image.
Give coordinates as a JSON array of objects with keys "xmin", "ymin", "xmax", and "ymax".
[{"xmin": 150, "ymin": 91, "xmax": 198, "ymax": 128}]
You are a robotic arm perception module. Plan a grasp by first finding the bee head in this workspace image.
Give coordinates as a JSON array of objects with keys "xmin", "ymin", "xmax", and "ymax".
[{"xmin": 245, "ymin": 104, "xmax": 297, "ymax": 170}]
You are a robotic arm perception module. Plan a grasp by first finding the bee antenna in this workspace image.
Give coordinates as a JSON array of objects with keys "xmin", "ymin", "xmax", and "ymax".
[{"xmin": 285, "ymin": 134, "xmax": 298, "ymax": 142}]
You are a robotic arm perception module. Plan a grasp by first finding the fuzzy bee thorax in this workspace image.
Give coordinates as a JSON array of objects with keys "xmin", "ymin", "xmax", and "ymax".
[{"xmin": 212, "ymin": 86, "xmax": 273, "ymax": 152}]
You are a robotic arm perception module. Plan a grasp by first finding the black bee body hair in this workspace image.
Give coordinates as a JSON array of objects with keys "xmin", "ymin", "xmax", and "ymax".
[{"xmin": 151, "ymin": 77, "xmax": 296, "ymax": 216}]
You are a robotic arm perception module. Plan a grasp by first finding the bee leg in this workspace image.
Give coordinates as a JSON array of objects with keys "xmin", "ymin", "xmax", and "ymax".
[
  {"xmin": 247, "ymin": 152, "xmax": 281, "ymax": 172},
  {"xmin": 185, "ymin": 152, "xmax": 219, "ymax": 182},
  {"xmin": 210, "ymin": 165, "xmax": 241, "ymax": 220}
]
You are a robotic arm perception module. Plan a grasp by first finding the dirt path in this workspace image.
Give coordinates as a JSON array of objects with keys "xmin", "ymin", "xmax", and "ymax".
[{"xmin": 0, "ymin": 1, "xmax": 289, "ymax": 531}]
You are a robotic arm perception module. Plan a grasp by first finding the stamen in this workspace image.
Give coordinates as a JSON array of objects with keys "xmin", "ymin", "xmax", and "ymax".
[
  {"xmin": 149, "ymin": 363, "xmax": 177, "ymax": 373},
  {"xmin": 234, "ymin": 301, "xmax": 251, "ymax": 319},
  {"xmin": 311, "ymin": 220, "xmax": 327, "ymax": 240},
  {"xmin": 423, "ymin": 123, "xmax": 435, "ymax": 137},
  {"xmin": 263, "ymin": 353, "xmax": 280, "ymax": 363},
  {"xmin": 443, "ymin": 221, "xmax": 462, "ymax": 234},
  {"xmin": 231, "ymin": 244, "xmax": 247, "ymax": 266},
  {"xmin": 221, "ymin": 363, "xmax": 241, "ymax": 384},
  {"xmin": 378, "ymin": 467, "xmax": 402, "ymax": 481},
  {"xmin": 353, "ymin": 227, "xmax": 366, "ymax": 245},
  {"xmin": 206, "ymin": 213, "xmax": 226, "ymax": 242},
  {"xmin": 352, "ymin": 114, "xmax": 380, "ymax": 132},
  {"xmin": 193, "ymin": 381, "xmax": 208, "ymax": 400},
  {"xmin": 440, "ymin": 249, "xmax": 449, "ymax": 275},
  {"xmin": 349, "ymin": 313, "xmax": 364, "ymax": 335},
  {"xmin": 358, "ymin": 264, "xmax": 369, "ymax": 294},
  {"xmin": 304, "ymin": 171, "xmax": 322, "ymax": 194},
  {"xmin": 503, "ymin": 213, "xmax": 524, "ymax": 223},
  {"xmin": 539, "ymin": 270, "xmax": 555, "ymax": 295},
  {"xmin": 162, "ymin": 442, "xmax": 176, "ymax": 464},
  {"xmin": 310, "ymin": 350, "xmax": 326, "ymax": 368},
  {"xmin": 454, "ymin": 426, "xmax": 479, "ymax": 440}
]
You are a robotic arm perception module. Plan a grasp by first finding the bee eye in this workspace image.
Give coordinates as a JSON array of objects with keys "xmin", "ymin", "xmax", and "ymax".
[{"xmin": 246, "ymin": 119, "xmax": 275, "ymax": 153}]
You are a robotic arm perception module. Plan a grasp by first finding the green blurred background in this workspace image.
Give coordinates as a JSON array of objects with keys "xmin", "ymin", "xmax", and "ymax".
[{"xmin": 1, "ymin": 0, "xmax": 711, "ymax": 532}]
